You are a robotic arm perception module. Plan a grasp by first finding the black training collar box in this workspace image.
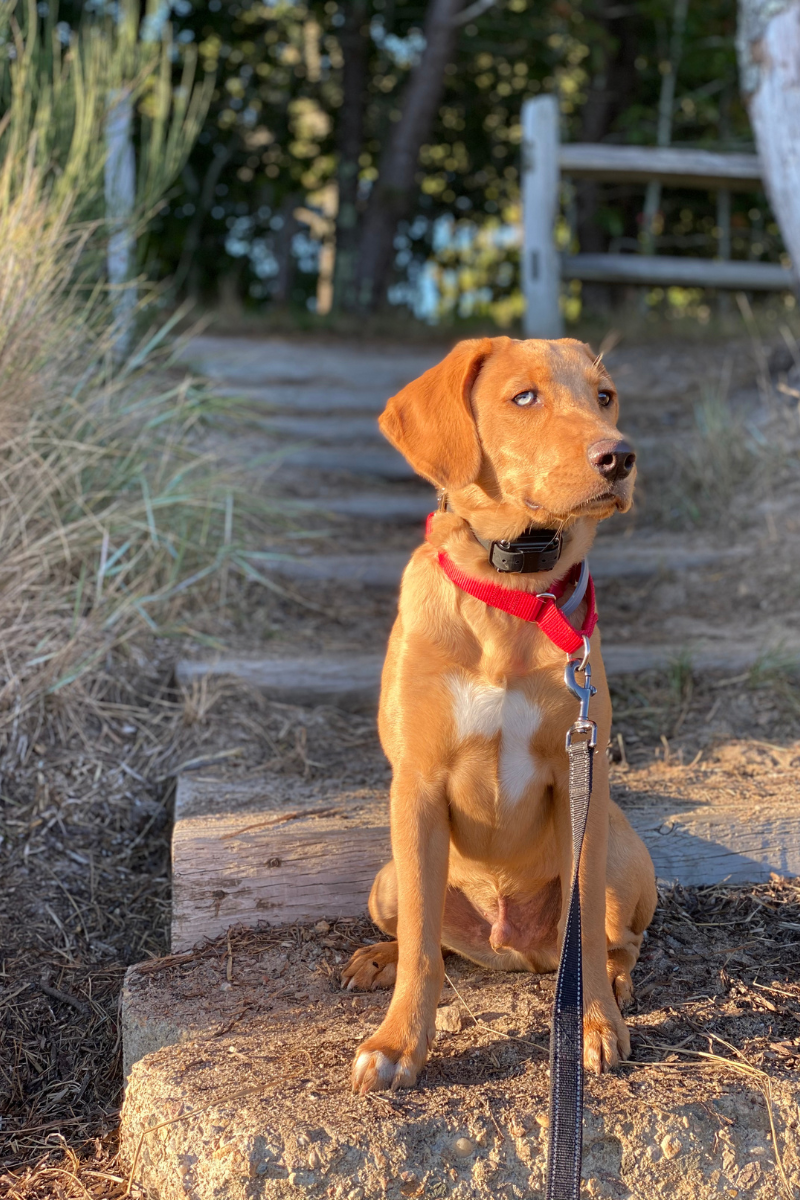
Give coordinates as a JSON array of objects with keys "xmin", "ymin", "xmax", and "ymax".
[{"xmin": 489, "ymin": 529, "xmax": 562, "ymax": 574}]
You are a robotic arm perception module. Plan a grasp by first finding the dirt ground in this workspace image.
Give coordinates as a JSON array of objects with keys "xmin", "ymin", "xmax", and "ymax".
[{"xmin": 3, "ymin": 329, "xmax": 800, "ymax": 1197}]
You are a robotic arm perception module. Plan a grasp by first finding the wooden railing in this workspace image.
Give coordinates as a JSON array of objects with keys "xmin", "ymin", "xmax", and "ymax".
[{"xmin": 520, "ymin": 95, "xmax": 795, "ymax": 337}]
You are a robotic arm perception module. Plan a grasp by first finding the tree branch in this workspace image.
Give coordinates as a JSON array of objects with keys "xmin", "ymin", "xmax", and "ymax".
[{"xmin": 452, "ymin": 0, "xmax": 499, "ymax": 26}]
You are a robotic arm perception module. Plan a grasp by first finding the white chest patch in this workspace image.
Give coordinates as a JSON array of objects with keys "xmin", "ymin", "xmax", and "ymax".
[{"xmin": 447, "ymin": 673, "xmax": 542, "ymax": 804}]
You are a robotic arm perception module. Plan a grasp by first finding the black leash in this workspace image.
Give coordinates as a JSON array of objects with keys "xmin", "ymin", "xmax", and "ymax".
[{"xmin": 545, "ymin": 650, "xmax": 597, "ymax": 1200}]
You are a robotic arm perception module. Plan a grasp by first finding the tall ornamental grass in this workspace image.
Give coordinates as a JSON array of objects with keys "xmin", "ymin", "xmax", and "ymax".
[{"xmin": 0, "ymin": 2, "xmax": 270, "ymax": 762}]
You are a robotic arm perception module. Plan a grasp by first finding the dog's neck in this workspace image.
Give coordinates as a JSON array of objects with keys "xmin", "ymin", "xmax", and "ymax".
[
  {"xmin": 438, "ymin": 495, "xmax": 568, "ymax": 576},
  {"xmin": 428, "ymin": 506, "xmax": 597, "ymax": 596}
]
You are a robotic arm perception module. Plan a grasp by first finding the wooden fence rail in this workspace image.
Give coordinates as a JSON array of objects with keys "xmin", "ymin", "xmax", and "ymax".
[{"xmin": 521, "ymin": 95, "xmax": 795, "ymax": 337}]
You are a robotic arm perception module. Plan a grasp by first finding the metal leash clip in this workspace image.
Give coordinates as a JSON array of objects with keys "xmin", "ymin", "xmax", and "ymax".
[{"xmin": 564, "ymin": 635, "xmax": 597, "ymax": 749}]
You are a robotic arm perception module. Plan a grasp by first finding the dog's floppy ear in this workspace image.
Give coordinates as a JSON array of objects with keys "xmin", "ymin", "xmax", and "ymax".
[{"xmin": 379, "ymin": 338, "xmax": 493, "ymax": 488}]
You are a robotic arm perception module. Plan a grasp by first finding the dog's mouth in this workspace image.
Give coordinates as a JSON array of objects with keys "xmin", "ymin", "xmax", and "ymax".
[
  {"xmin": 532, "ymin": 490, "xmax": 618, "ymax": 520},
  {"xmin": 525, "ymin": 483, "xmax": 631, "ymax": 520},
  {"xmin": 576, "ymin": 490, "xmax": 618, "ymax": 511}
]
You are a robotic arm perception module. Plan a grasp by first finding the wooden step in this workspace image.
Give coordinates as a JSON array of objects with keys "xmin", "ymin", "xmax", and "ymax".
[
  {"xmin": 249, "ymin": 552, "xmax": 409, "ymax": 587},
  {"xmin": 182, "ymin": 335, "xmax": 439, "ymax": 392},
  {"xmin": 169, "ymin": 763, "xmax": 800, "ymax": 953},
  {"xmin": 214, "ymin": 384, "xmax": 390, "ymax": 412},
  {"xmin": 262, "ymin": 414, "xmax": 381, "ymax": 441},
  {"xmin": 175, "ymin": 633, "xmax": 791, "ymax": 710},
  {"xmin": 171, "ymin": 776, "xmax": 389, "ymax": 952},
  {"xmin": 243, "ymin": 544, "xmax": 740, "ymax": 589},
  {"xmin": 277, "ymin": 445, "xmax": 414, "ymax": 479},
  {"xmin": 290, "ymin": 490, "xmax": 433, "ymax": 523},
  {"xmin": 176, "ymin": 653, "xmax": 383, "ymax": 710}
]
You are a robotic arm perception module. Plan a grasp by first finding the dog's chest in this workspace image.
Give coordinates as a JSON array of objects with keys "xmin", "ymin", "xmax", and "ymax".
[{"xmin": 446, "ymin": 672, "xmax": 547, "ymax": 804}]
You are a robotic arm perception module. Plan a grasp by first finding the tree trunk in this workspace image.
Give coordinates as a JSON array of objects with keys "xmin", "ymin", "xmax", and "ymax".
[
  {"xmin": 640, "ymin": 0, "xmax": 689, "ymax": 255},
  {"xmin": 737, "ymin": 0, "xmax": 800, "ymax": 292},
  {"xmin": 353, "ymin": 0, "xmax": 466, "ymax": 310},
  {"xmin": 173, "ymin": 144, "xmax": 233, "ymax": 297},
  {"xmin": 575, "ymin": 11, "xmax": 639, "ymax": 312},
  {"xmin": 272, "ymin": 194, "xmax": 301, "ymax": 306},
  {"xmin": 332, "ymin": 0, "xmax": 369, "ymax": 312}
]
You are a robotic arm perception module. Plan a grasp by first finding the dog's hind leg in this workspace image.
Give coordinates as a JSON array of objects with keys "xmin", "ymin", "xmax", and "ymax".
[
  {"xmin": 341, "ymin": 862, "xmax": 399, "ymax": 990},
  {"xmin": 605, "ymin": 802, "xmax": 657, "ymax": 1006},
  {"xmin": 342, "ymin": 941, "xmax": 398, "ymax": 990}
]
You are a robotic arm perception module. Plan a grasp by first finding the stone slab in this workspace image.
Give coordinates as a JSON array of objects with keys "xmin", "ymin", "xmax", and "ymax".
[{"xmin": 120, "ymin": 926, "xmax": 797, "ymax": 1200}]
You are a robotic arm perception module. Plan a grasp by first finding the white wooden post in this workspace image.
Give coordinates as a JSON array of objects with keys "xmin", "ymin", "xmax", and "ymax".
[
  {"xmin": 738, "ymin": 0, "xmax": 800, "ymax": 293},
  {"xmin": 521, "ymin": 95, "xmax": 562, "ymax": 339},
  {"xmin": 105, "ymin": 88, "xmax": 137, "ymax": 357}
]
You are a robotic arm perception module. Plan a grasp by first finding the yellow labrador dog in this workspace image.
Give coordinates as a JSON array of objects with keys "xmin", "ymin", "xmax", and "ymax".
[{"xmin": 342, "ymin": 336, "xmax": 657, "ymax": 1093}]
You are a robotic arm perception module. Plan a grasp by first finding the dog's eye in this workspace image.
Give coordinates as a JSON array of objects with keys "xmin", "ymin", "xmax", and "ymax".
[
  {"xmin": 511, "ymin": 390, "xmax": 538, "ymax": 407},
  {"xmin": 598, "ymin": 390, "xmax": 613, "ymax": 408}
]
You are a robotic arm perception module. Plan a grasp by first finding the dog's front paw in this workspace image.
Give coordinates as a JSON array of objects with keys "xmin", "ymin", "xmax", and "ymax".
[
  {"xmin": 583, "ymin": 997, "xmax": 631, "ymax": 1074},
  {"xmin": 341, "ymin": 941, "xmax": 398, "ymax": 991},
  {"xmin": 351, "ymin": 1020, "xmax": 433, "ymax": 1094}
]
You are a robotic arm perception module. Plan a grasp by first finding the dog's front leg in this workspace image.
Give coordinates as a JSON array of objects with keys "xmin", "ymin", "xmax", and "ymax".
[
  {"xmin": 557, "ymin": 751, "xmax": 631, "ymax": 1074},
  {"xmin": 352, "ymin": 771, "xmax": 449, "ymax": 1094}
]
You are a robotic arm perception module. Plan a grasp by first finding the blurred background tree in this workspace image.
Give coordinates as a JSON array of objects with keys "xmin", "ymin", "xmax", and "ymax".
[{"xmin": 43, "ymin": 0, "xmax": 788, "ymax": 328}]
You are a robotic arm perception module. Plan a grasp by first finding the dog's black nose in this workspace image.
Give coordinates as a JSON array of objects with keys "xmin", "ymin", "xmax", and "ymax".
[{"xmin": 588, "ymin": 439, "xmax": 636, "ymax": 482}]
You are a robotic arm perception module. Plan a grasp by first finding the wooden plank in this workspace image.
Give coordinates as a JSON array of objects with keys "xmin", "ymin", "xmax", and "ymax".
[
  {"xmin": 628, "ymin": 801, "xmax": 800, "ymax": 887},
  {"xmin": 176, "ymin": 653, "xmax": 384, "ymax": 710},
  {"xmin": 287, "ymin": 490, "xmax": 433, "ymax": 523},
  {"xmin": 170, "ymin": 768, "xmax": 800, "ymax": 953},
  {"xmin": 175, "ymin": 634, "xmax": 800, "ymax": 713},
  {"xmin": 521, "ymin": 95, "xmax": 562, "ymax": 338},
  {"xmin": 213, "ymin": 384, "xmax": 394, "ymax": 412},
  {"xmin": 171, "ymin": 776, "xmax": 390, "ymax": 951},
  {"xmin": 241, "ymin": 544, "xmax": 740, "ymax": 589},
  {"xmin": 742, "ymin": 1, "xmax": 800, "ymax": 298},
  {"xmin": 563, "ymin": 252, "xmax": 793, "ymax": 290},
  {"xmin": 559, "ymin": 143, "xmax": 763, "ymax": 190},
  {"xmin": 278, "ymin": 446, "xmax": 415, "ymax": 479}
]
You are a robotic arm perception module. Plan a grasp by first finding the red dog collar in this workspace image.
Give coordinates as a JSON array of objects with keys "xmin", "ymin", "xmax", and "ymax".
[{"xmin": 425, "ymin": 514, "xmax": 597, "ymax": 656}]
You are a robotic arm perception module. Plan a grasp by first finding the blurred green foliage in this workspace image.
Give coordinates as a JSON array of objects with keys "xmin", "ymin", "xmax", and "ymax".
[{"xmin": 51, "ymin": 0, "xmax": 789, "ymax": 325}]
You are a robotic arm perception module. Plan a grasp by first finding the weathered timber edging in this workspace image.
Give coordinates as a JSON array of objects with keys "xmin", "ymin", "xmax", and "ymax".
[
  {"xmin": 169, "ymin": 771, "xmax": 800, "ymax": 954},
  {"xmin": 235, "ymin": 544, "xmax": 741, "ymax": 589},
  {"xmin": 174, "ymin": 632, "xmax": 796, "ymax": 710}
]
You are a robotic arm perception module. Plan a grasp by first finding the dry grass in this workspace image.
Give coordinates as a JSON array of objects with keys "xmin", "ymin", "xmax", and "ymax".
[
  {"xmin": 0, "ymin": 10, "xmax": 299, "ymax": 1197},
  {"xmin": 636, "ymin": 312, "xmax": 800, "ymax": 531},
  {"xmin": 653, "ymin": 373, "xmax": 796, "ymax": 529},
  {"xmin": 0, "ymin": 0, "xmax": 267, "ymax": 768}
]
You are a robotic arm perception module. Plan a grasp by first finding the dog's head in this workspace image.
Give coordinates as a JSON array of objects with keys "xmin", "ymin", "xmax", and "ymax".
[{"xmin": 379, "ymin": 336, "xmax": 635, "ymax": 536}]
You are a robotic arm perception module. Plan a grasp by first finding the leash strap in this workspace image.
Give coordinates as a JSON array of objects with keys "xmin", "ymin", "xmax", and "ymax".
[
  {"xmin": 426, "ymin": 512, "xmax": 598, "ymax": 1194},
  {"xmin": 545, "ymin": 728, "xmax": 594, "ymax": 1200}
]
